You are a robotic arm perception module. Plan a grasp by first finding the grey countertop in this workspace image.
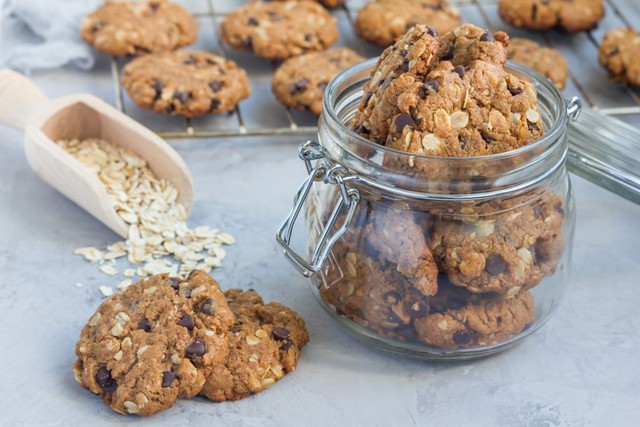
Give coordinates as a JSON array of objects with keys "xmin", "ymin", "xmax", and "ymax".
[{"xmin": 2, "ymin": 1, "xmax": 640, "ymax": 426}]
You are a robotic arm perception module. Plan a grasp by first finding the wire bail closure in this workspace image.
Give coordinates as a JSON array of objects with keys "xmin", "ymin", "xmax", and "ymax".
[{"xmin": 276, "ymin": 141, "xmax": 360, "ymax": 277}]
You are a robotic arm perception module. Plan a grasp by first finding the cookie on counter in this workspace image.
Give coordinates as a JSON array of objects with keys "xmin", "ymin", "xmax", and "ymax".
[
  {"xmin": 272, "ymin": 48, "xmax": 365, "ymax": 115},
  {"xmin": 81, "ymin": 0, "xmax": 197, "ymax": 57},
  {"xmin": 598, "ymin": 28, "xmax": 640, "ymax": 87},
  {"xmin": 271, "ymin": 0, "xmax": 345, "ymax": 8},
  {"xmin": 73, "ymin": 271, "xmax": 235, "ymax": 416},
  {"xmin": 220, "ymin": 1, "xmax": 339, "ymax": 61},
  {"xmin": 200, "ymin": 289, "xmax": 309, "ymax": 402},
  {"xmin": 498, "ymin": 0, "xmax": 604, "ymax": 33},
  {"xmin": 355, "ymin": 0, "xmax": 461, "ymax": 47},
  {"xmin": 507, "ymin": 37, "xmax": 568, "ymax": 90},
  {"xmin": 122, "ymin": 50, "xmax": 250, "ymax": 117}
]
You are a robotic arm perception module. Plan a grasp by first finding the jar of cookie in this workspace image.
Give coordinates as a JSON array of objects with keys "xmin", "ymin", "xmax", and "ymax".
[{"xmin": 277, "ymin": 24, "xmax": 581, "ymax": 359}]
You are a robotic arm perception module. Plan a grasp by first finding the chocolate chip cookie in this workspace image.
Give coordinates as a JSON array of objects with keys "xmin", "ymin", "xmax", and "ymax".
[
  {"xmin": 352, "ymin": 24, "xmax": 543, "ymax": 157},
  {"xmin": 272, "ymin": 48, "xmax": 365, "ymax": 115},
  {"xmin": 200, "ymin": 289, "xmax": 308, "ymax": 402},
  {"xmin": 122, "ymin": 50, "xmax": 250, "ymax": 117},
  {"xmin": 81, "ymin": 0, "xmax": 197, "ymax": 57},
  {"xmin": 498, "ymin": 0, "xmax": 604, "ymax": 33},
  {"xmin": 429, "ymin": 194, "xmax": 565, "ymax": 294},
  {"xmin": 73, "ymin": 271, "xmax": 235, "ymax": 416},
  {"xmin": 220, "ymin": 1, "xmax": 339, "ymax": 61},
  {"xmin": 599, "ymin": 28, "xmax": 640, "ymax": 87},
  {"xmin": 413, "ymin": 280, "xmax": 535, "ymax": 350},
  {"xmin": 507, "ymin": 37, "xmax": 568, "ymax": 90},
  {"xmin": 355, "ymin": 0, "xmax": 461, "ymax": 47},
  {"xmin": 272, "ymin": 0, "xmax": 345, "ymax": 8}
]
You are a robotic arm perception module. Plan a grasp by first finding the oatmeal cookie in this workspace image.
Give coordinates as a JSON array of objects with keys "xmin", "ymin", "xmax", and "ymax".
[
  {"xmin": 73, "ymin": 271, "xmax": 234, "ymax": 416},
  {"xmin": 355, "ymin": 0, "xmax": 460, "ymax": 47},
  {"xmin": 220, "ymin": 1, "xmax": 338, "ymax": 61},
  {"xmin": 413, "ymin": 280, "xmax": 536, "ymax": 350},
  {"xmin": 200, "ymin": 289, "xmax": 308, "ymax": 401},
  {"xmin": 498, "ymin": 0, "xmax": 604, "ymax": 33},
  {"xmin": 122, "ymin": 50, "xmax": 250, "ymax": 117},
  {"xmin": 507, "ymin": 37, "xmax": 568, "ymax": 90},
  {"xmin": 81, "ymin": 0, "xmax": 197, "ymax": 57},
  {"xmin": 272, "ymin": 0, "xmax": 345, "ymax": 8},
  {"xmin": 598, "ymin": 28, "xmax": 640, "ymax": 87},
  {"xmin": 272, "ymin": 48, "xmax": 365, "ymax": 115},
  {"xmin": 429, "ymin": 194, "xmax": 565, "ymax": 294}
]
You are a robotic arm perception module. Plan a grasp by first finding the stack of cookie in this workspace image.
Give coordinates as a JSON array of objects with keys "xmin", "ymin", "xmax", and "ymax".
[
  {"xmin": 74, "ymin": 271, "xmax": 308, "ymax": 416},
  {"xmin": 316, "ymin": 24, "xmax": 566, "ymax": 351},
  {"xmin": 82, "ymin": 0, "xmax": 251, "ymax": 117}
]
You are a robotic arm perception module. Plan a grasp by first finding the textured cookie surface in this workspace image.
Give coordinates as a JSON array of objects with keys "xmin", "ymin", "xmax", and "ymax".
[
  {"xmin": 122, "ymin": 50, "xmax": 250, "ymax": 117},
  {"xmin": 272, "ymin": 48, "xmax": 365, "ymax": 114},
  {"xmin": 81, "ymin": 0, "xmax": 197, "ymax": 57},
  {"xmin": 352, "ymin": 24, "xmax": 544, "ymax": 157},
  {"xmin": 429, "ymin": 194, "xmax": 564, "ymax": 294},
  {"xmin": 498, "ymin": 0, "xmax": 604, "ymax": 32},
  {"xmin": 221, "ymin": 1, "xmax": 338, "ymax": 61},
  {"xmin": 599, "ymin": 28, "xmax": 640, "ymax": 87},
  {"xmin": 200, "ymin": 289, "xmax": 309, "ymax": 401},
  {"xmin": 356, "ymin": 0, "xmax": 461, "ymax": 47},
  {"xmin": 73, "ymin": 271, "xmax": 235, "ymax": 416},
  {"xmin": 507, "ymin": 37, "xmax": 568, "ymax": 89},
  {"xmin": 272, "ymin": 0, "xmax": 344, "ymax": 8}
]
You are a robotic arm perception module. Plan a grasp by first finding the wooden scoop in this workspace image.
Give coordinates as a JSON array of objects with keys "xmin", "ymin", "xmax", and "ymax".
[{"xmin": 0, "ymin": 70, "xmax": 193, "ymax": 238}]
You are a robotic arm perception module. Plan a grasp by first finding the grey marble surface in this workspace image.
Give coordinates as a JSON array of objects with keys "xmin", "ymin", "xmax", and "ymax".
[{"xmin": 2, "ymin": 1, "xmax": 640, "ymax": 426}]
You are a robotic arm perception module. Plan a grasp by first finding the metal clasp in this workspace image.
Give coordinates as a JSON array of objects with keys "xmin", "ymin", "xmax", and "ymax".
[
  {"xmin": 276, "ymin": 141, "xmax": 360, "ymax": 277},
  {"xmin": 567, "ymin": 97, "xmax": 582, "ymax": 122}
]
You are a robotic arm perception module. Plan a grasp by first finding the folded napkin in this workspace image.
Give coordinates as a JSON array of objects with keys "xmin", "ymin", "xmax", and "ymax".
[{"xmin": 1, "ymin": 0, "xmax": 103, "ymax": 71}]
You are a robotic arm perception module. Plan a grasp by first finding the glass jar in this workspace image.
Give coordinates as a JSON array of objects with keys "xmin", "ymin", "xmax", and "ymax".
[{"xmin": 277, "ymin": 59, "xmax": 582, "ymax": 360}]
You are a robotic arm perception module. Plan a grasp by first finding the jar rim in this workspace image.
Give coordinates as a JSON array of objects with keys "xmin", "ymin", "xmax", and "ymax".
[{"xmin": 322, "ymin": 57, "xmax": 568, "ymax": 162}]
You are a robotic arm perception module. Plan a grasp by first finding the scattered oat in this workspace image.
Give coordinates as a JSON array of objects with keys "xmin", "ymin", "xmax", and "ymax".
[
  {"xmin": 117, "ymin": 279, "xmax": 133, "ymax": 291},
  {"xmin": 75, "ymin": 283, "xmax": 84, "ymax": 288},
  {"xmin": 60, "ymin": 137, "xmax": 235, "ymax": 289},
  {"xmin": 99, "ymin": 286, "xmax": 114, "ymax": 297}
]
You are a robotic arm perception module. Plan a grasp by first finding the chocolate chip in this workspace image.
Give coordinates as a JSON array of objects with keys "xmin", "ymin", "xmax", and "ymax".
[
  {"xmin": 533, "ymin": 206, "xmax": 542, "ymax": 218},
  {"xmin": 304, "ymin": 34, "xmax": 313, "ymax": 42},
  {"xmin": 210, "ymin": 99, "xmax": 221, "ymax": 112},
  {"xmin": 480, "ymin": 131, "xmax": 494, "ymax": 143},
  {"xmin": 317, "ymin": 82, "xmax": 328, "ymax": 91},
  {"xmin": 242, "ymin": 36, "xmax": 253, "ymax": 48},
  {"xmin": 383, "ymin": 291, "xmax": 401, "ymax": 304},
  {"xmin": 393, "ymin": 113, "xmax": 415, "ymax": 133},
  {"xmin": 442, "ymin": 44, "xmax": 455, "ymax": 60},
  {"xmin": 247, "ymin": 17, "xmax": 259, "ymax": 26},
  {"xmin": 174, "ymin": 91, "xmax": 190, "ymax": 104},
  {"xmin": 161, "ymin": 371, "xmax": 176, "ymax": 388},
  {"xmin": 165, "ymin": 103, "xmax": 175, "ymax": 114},
  {"xmin": 138, "ymin": 317, "xmax": 152, "ymax": 332},
  {"xmin": 177, "ymin": 314, "xmax": 195, "ymax": 330},
  {"xmin": 169, "ymin": 277, "xmax": 180, "ymax": 290},
  {"xmin": 152, "ymin": 79, "xmax": 164, "ymax": 101},
  {"xmin": 405, "ymin": 300, "xmax": 429, "ymax": 318},
  {"xmin": 90, "ymin": 21, "xmax": 104, "ymax": 33},
  {"xmin": 280, "ymin": 339, "xmax": 293, "ymax": 351},
  {"xmin": 423, "ymin": 79, "xmax": 439, "ymax": 94},
  {"xmin": 479, "ymin": 31, "xmax": 495, "ymax": 42},
  {"xmin": 290, "ymin": 78, "xmax": 309, "ymax": 95},
  {"xmin": 272, "ymin": 327, "xmax": 290, "ymax": 341},
  {"xmin": 453, "ymin": 330, "xmax": 473, "ymax": 346},
  {"xmin": 402, "ymin": 58, "xmax": 410, "ymax": 72},
  {"xmin": 185, "ymin": 340, "xmax": 205, "ymax": 356},
  {"xmin": 425, "ymin": 26, "xmax": 438, "ymax": 37},
  {"xmin": 394, "ymin": 324, "xmax": 417, "ymax": 340},
  {"xmin": 183, "ymin": 288, "xmax": 192, "ymax": 299},
  {"xmin": 209, "ymin": 81, "xmax": 224, "ymax": 92},
  {"xmin": 486, "ymin": 255, "xmax": 506, "ymax": 275},
  {"xmin": 96, "ymin": 367, "xmax": 117, "ymax": 392},
  {"xmin": 380, "ymin": 75, "xmax": 393, "ymax": 91},
  {"xmin": 453, "ymin": 65, "xmax": 465, "ymax": 78},
  {"xmin": 149, "ymin": 2, "xmax": 161, "ymax": 12},
  {"xmin": 200, "ymin": 298, "xmax": 214, "ymax": 315},
  {"xmin": 230, "ymin": 326, "xmax": 241, "ymax": 334},
  {"xmin": 183, "ymin": 55, "xmax": 197, "ymax": 65},
  {"xmin": 267, "ymin": 11, "xmax": 283, "ymax": 21},
  {"xmin": 508, "ymin": 86, "xmax": 524, "ymax": 96},
  {"xmin": 386, "ymin": 310, "xmax": 402, "ymax": 324}
]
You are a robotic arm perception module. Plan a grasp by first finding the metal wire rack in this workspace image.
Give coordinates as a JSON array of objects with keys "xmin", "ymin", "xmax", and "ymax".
[{"xmin": 109, "ymin": 0, "xmax": 640, "ymax": 140}]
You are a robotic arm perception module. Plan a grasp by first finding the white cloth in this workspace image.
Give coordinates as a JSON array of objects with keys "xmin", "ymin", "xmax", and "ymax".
[{"xmin": 1, "ymin": 0, "xmax": 103, "ymax": 71}]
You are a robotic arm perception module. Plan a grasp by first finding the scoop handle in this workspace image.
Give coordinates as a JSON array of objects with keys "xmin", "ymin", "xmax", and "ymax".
[{"xmin": 0, "ymin": 69, "xmax": 51, "ymax": 132}]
